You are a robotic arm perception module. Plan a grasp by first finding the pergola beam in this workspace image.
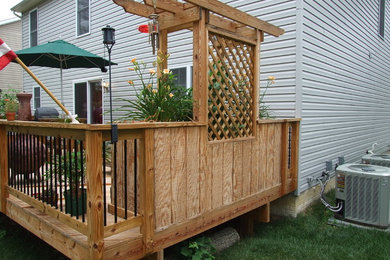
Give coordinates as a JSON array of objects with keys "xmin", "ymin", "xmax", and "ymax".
[
  {"xmin": 114, "ymin": 0, "xmax": 200, "ymax": 31},
  {"xmin": 143, "ymin": 0, "xmax": 184, "ymax": 14},
  {"xmin": 184, "ymin": 0, "xmax": 284, "ymax": 36},
  {"xmin": 113, "ymin": 0, "xmax": 155, "ymax": 18},
  {"xmin": 208, "ymin": 14, "xmax": 257, "ymax": 43}
]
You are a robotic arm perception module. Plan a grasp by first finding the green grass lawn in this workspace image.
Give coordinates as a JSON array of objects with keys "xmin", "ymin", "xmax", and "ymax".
[
  {"xmin": 216, "ymin": 192, "xmax": 390, "ymax": 260},
  {"xmin": 1, "ymin": 191, "xmax": 390, "ymax": 259}
]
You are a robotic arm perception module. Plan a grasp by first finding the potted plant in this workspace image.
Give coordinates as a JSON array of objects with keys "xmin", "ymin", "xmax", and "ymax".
[
  {"xmin": 51, "ymin": 149, "xmax": 86, "ymax": 216},
  {"xmin": 4, "ymin": 98, "xmax": 18, "ymax": 121}
]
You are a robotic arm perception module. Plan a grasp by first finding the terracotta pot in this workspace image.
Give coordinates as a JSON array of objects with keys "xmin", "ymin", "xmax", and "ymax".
[
  {"xmin": 5, "ymin": 112, "xmax": 16, "ymax": 121},
  {"xmin": 16, "ymin": 93, "xmax": 32, "ymax": 121}
]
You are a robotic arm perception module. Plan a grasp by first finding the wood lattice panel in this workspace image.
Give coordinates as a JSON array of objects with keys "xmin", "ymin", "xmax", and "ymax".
[{"xmin": 208, "ymin": 32, "xmax": 255, "ymax": 141}]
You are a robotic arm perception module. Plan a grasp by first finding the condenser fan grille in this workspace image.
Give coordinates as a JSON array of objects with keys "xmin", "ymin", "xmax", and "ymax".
[{"xmin": 345, "ymin": 175, "xmax": 379, "ymax": 224}]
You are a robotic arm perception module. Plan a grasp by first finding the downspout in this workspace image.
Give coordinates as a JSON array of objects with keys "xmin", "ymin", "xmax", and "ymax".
[{"xmin": 294, "ymin": 0, "xmax": 304, "ymax": 196}]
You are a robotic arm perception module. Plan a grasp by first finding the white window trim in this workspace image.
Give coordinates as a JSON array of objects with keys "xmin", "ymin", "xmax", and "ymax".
[
  {"xmin": 169, "ymin": 64, "xmax": 193, "ymax": 88},
  {"xmin": 75, "ymin": 0, "xmax": 91, "ymax": 38},
  {"xmin": 72, "ymin": 77, "xmax": 104, "ymax": 124},
  {"xmin": 29, "ymin": 8, "xmax": 38, "ymax": 47},
  {"xmin": 32, "ymin": 86, "xmax": 40, "ymax": 110}
]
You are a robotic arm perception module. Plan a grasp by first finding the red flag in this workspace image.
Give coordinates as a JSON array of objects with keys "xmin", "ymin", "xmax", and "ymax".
[{"xmin": 0, "ymin": 38, "xmax": 17, "ymax": 71}]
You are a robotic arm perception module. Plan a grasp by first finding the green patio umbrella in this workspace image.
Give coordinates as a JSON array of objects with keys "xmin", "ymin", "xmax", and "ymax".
[{"xmin": 14, "ymin": 39, "xmax": 117, "ymax": 104}]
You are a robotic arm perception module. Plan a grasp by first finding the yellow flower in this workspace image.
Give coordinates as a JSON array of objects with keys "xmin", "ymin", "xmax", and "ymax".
[
  {"xmin": 147, "ymin": 84, "xmax": 152, "ymax": 89},
  {"xmin": 169, "ymin": 93, "xmax": 174, "ymax": 98},
  {"xmin": 268, "ymin": 76, "xmax": 275, "ymax": 81},
  {"xmin": 163, "ymin": 69, "xmax": 170, "ymax": 74},
  {"xmin": 128, "ymin": 80, "xmax": 134, "ymax": 85},
  {"xmin": 131, "ymin": 58, "xmax": 137, "ymax": 63},
  {"xmin": 128, "ymin": 67, "xmax": 134, "ymax": 71},
  {"xmin": 149, "ymin": 69, "xmax": 156, "ymax": 74},
  {"xmin": 152, "ymin": 89, "xmax": 157, "ymax": 94}
]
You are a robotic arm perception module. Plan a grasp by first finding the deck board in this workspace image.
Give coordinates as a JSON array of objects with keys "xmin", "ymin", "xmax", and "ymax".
[
  {"xmin": 6, "ymin": 196, "xmax": 143, "ymax": 260},
  {"xmin": 154, "ymin": 129, "xmax": 172, "ymax": 229}
]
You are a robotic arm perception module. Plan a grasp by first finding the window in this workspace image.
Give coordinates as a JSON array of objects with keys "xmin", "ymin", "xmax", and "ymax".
[
  {"xmin": 74, "ymin": 80, "xmax": 103, "ymax": 124},
  {"xmin": 77, "ymin": 0, "xmax": 90, "ymax": 36},
  {"xmin": 379, "ymin": 0, "xmax": 386, "ymax": 38},
  {"xmin": 171, "ymin": 65, "xmax": 193, "ymax": 88},
  {"xmin": 30, "ymin": 9, "xmax": 38, "ymax": 47},
  {"xmin": 33, "ymin": 87, "xmax": 40, "ymax": 109}
]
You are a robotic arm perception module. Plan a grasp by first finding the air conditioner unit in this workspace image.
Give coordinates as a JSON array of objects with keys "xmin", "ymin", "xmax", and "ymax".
[
  {"xmin": 362, "ymin": 154, "xmax": 390, "ymax": 167},
  {"xmin": 335, "ymin": 163, "xmax": 390, "ymax": 228}
]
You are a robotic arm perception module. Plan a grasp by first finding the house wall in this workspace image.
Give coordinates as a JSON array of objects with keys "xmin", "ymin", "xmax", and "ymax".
[
  {"xmin": 18, "ymin": 0, "xmax": 390, "ymax": 198},
  {"xmin": 0, "ymin": 18, "xmax": 22, "ymax": 92},
  {"xmin": 297, "ymin": 0, "xmax": 390, "ymax": 193}
]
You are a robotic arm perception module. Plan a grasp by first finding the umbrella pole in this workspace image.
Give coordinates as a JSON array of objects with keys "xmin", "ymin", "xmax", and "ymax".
[
  {"xmin": 15, "ymin": 57, "xmax": 80, "ymax": 124},
  {"xmin": 60, "ymin": 65, "xmax": 64, "ymax": 105}
]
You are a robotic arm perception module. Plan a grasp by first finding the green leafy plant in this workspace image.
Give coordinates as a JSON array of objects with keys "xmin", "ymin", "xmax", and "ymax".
[
  {"xmin": 180, "ymin": 236, "xmax": 216, "ymax": 260},
  {"xmin": 48, "ymin": 149, "xmax": 85, "ymax": 194},
  {"xmin": 118, "ymin": 51, "xmax": 193, "ymax": 122},
  {"xmin": 259, "ymin": 76, "xmax": 275, "ymax": 119},
  {"xmin": 0, "ymin": 89, "xmax": 18, "ymax": 116}
]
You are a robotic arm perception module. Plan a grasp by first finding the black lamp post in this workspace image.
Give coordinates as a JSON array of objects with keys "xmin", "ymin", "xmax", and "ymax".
[{"xmin": 102, "ymin": 25, "xmax": 117, "ymax": 143}]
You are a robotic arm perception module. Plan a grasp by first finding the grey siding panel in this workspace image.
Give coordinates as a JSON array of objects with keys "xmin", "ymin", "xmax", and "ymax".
[
  {"xmin": 20, "ymin": 0, "xmax": 297, "ymax": 120},
  {"xmin": 298, "ymin": 0, "xmax": 390, "ymax": 193},
  {"xmin": 0, "ymin": 19, "xmax": 23, "ymax": 92}
]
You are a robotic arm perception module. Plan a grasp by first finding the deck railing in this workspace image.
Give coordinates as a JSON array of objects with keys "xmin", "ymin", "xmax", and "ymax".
[
  {"xmin": 0, "ymin": 121, "xmax": 151, "ymax": 258},
  {"xmin": 0, "ymin": 119, "xmax": 299, "ymax": 259}
]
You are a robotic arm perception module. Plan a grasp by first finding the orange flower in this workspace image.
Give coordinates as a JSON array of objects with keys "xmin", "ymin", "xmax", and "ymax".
[
  {"xmin": 128, "ymin": 80, "xmax": 134, "ymax": 85},
  {"xmin": 4, "ymin": 99, "xmax": 9, "ymax": 101},
  {"xmin": 149, "ymin": 69, "xmax": 156, "ymax": 74},
  {"xmin": 169, "ymin": 93, "xmax": 174, "ymax": 98},
  {"xmin": 128, "ymin": 67, "xmax": 134, "ymax": 71},
  {"xmin": 163, "ymin": 69, "xmax": 170, "ymax": 74},
  {"xmin": 131, "ymin": 58, "xmax": 137, "ymax": 63}
]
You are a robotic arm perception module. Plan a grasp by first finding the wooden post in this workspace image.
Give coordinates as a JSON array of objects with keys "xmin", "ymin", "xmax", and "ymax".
[
  {"xmin": 85, "ymin": 130, "xmax": 104, "ymax": 260},
  {"xmin": 252, "ymin": 29, "xmax": 261, "ymax": 135},
  {"xmin": 143, "ymin": 250, "xmax": 164, "ymax": 260},
  {"xmin": 256, "ymin": 202, "xmax": 270, "ymax": 223},
  {"xmin": 237, "ymin": 211, "xmax": 255, "ymax": 237},
  {"xmin": 290, "ymin": 122, "xmax": 300, "ymax": 190},
  {"xmin": 280, "ymin": 122, "xmax": 289, "ymax": 194},
  {"xmin": 192, "ymin": 8, "xmax": 209, "ymax": 123},
  {"xmin": 0, "ymin": 126, "xmax": 8, "ymax": 213},
  {"xmin": 158, "ymin": 29, "xmax": 168, "ymax": 74},
  {"xmin": 141, "ymin": 129, "xmax": 155, "ymax": 251}
]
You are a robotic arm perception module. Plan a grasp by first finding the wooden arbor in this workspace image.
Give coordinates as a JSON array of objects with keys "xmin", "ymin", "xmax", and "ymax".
[{"xmin": 113, "ymin": 0, "xmax": 284, "ymax": 140}]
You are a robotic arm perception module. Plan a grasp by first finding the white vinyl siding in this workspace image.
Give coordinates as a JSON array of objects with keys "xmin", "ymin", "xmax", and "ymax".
[{"xmin": 298, "ymin": 0, "xmax": 390, "ymax": 193}]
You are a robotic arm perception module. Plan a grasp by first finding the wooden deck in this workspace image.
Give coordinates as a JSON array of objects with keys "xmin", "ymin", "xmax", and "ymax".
[{"xmin": 0, "ymin": 119, "xmax": 299, "ymax": 259}]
